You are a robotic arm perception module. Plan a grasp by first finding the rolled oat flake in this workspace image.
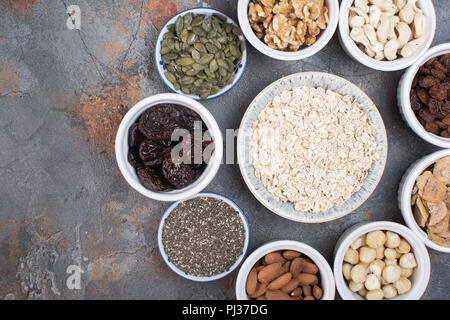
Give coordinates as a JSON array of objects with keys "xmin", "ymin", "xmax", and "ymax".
[{"xmin": 162, "ymin": 197, "xmax": 245, "ymax": 277}]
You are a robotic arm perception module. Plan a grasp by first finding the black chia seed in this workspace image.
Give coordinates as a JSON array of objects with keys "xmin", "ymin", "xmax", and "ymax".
[{"xmin": 162, "ymin": 197, "xmax": 246, "ymax": 277}]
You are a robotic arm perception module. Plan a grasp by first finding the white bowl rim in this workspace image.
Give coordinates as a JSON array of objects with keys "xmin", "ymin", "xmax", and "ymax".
[
  {"xmin": 157, "ymin": 192, "xmax": 250, "ymax": 282},
  {"xmin": 115, "ymin": 93, "xmax": 224, "ymax": 202},
  {"xmin": 398, "ymin": 149, "xmax": 450, "ymax": 253},
  {"xmin": 338, "ymin": 0, "xmax": 436, "ymax": 71},
  {"xmin": 398, "ymin": 43, "xmax": 450, "ymax": 148},
  {"xmin": 235, "ymin": 240, "xmax": 336, "ymax": 300},
  {"xmin": 154, "ymin": 7, "xmax": 248, "ymax": 101},
  {"xmin": 333, "ymin": 221, "xmax": 431, "ymax": 300},
  {"xmin": 237, "ymin": 0, "xmax": 340, "ymax": 61},
  {"xmin": 237, "ymin": 71, "xmax": 388, "ymax": 223}
]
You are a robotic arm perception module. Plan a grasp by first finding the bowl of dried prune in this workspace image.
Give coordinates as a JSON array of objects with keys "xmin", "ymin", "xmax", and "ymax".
[
  {"xmin": 115, "ymin": 93, "xmax": 223, "ymax": 202},
  {"xmin": 398, "ymin": 43, "xmax": 450, "ymax": 148}
]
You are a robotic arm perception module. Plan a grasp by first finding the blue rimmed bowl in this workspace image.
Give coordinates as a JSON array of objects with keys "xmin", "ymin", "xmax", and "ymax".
[
  {"xmin": 157, "ymin": 192, "xmax": 250, "ymax": 282},
  {"xmin": 155, "ymin": 7, "xmax": 247, "ymax": 101}
]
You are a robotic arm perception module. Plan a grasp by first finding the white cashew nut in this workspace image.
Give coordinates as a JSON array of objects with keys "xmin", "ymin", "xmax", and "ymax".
[
  {"xmin": 355, "ymin": 0, "xmax": 370, "ymax": 13},
  {"xmin": 368, "ymin": 5, "xmax": 382, "ymax": 27},
  {"xmin": 376, "ymin": 14, "xmax": 390, "ymax": 42},
  {"xmin": 399, "ymin": 0, "xmax": 417, "ymax": 24},
  {"xmin": 396, "ymin": 21, "xmax": 412, "ymax": 48},
  {"xmin": 350, "ymin": 15, "xmax": 366, "ymax": 28},
  {"xmin": 370, "ymin": 0, "xmax": 398, "ymax": 16},
  {"xmin": 400, "ymin": 36, "xmax": 426, "ymax": 57},
  {"xmin": 387, "ymin": 15, "xmax": 400, "ymax": 40},
  {"xmin": 413, "ymin": 12, "xmax": 427, "ymax": 38},
  {"xmin": 384, "ymin": 39, "xmax": 399, "ymax": 60}
]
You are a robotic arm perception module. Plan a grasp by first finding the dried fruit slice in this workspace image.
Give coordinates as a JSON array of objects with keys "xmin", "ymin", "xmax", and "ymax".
[
  {"xmin": 422, "ymin": 175, "xmax": 446, "ymax": 203},
  {"xmin": 162, "ymin": 157, "xmax": 193, "ymax": 189},
  {"xmin": 428, "ymin": 229, "xmax": 450, "ymax": 248},
  {"xmin": 415, "ymin": 171, "xmax": 433, "ymax": 192},
  {"xmin": 413, "ymin": 196, "xmax": 429, "ymax": 228},
  {"xmin": 137, "ymin": 166, "xmax": 173, "ymax": 192},
  {"xmin": 433, "ymin": 156, "xmax": 450, "ymax": 184},
  {"xmin": 427, "ymin": 201, "xmax": 448, "ymax": 226}
]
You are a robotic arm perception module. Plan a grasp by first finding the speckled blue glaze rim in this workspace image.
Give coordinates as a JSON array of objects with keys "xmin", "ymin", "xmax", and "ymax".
[
  {"xmin": 237, "ymin": 72, "xmax": 388, "ymax": 223},
  {"xmin": 154, "ymin": 7, "xmax": 248, "ymax": 101},
  {"xmin": 157, "ymin": 192, "xmax": 250, "ymax": 282}
]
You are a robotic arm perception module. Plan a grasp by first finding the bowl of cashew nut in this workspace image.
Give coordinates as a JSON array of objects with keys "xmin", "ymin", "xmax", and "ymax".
[
  {"xmin": 237, "ymin": 0, "xmax": 339, "ymax": 61},
  {"xmin": 338, "ymin": 0, "xmax": 436, "ymax": 71}
]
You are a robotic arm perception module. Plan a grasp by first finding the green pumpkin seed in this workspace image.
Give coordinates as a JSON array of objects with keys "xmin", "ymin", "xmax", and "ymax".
[
  {"xmin": 229, "ymin": 45, "xmax": 240, "ymax": 58},
  {"xmin": 160, "ymin": 46, "xmax": 171, "ymax": 55},
  {"xmin": 175, "ymin": 16, "xmax": 184, "ymax": 35},
  {"xmin": 216, "ymin": 59, "xmax": 228, "ymax": 68},
  {"xmin": 202, "ymin": 16, "xmax": 212, "ymax": 32},
  {"xmin": 206, "ymin": 42, "xmax": 218, "ymax": 54},
  {"xmin": 192, "ymin": 15, "xmax": 204, "ymax": 26},
  {"xmin": 193, "ymin": 26, "xmax": 206, "ymax": 37},
  {"xmin": 192, "ymin": 63, "xmax": 204, "ymax": 71},
  {"xmin": 178, "ymin": 57, "xmax": 195, "ymax": 66},
  {"xmin": 219, "ymin": 67, "xmax": 228, "ymax": 77},
  {"xmin": 165, "ymin": 71, "xmax": 177, "ymax": 83},
  {"xmin": 183, "ymin": 13, "xmax": 193, "ymax": 26},
  {"xmin": 173, "ymin": 82, "xmax": 181, "ymax": 90},
  {"xmin": 180, "ymin": 28, "xmax": 189, "ymax": 42},
  {"xmin": 180, "ymin": 76, "xmax": 195, "ymax": 85},
  {"xmin": 209, "ymin": 59, "xmax": 218, "ymax": 73},
  {"xmin": 193, "ymin": 42, "xmax": 207, "ymax": 53},
  {"xmin": 167, "ymin": 24, "xmax": 175, "ymax": 33},
  {"xmin": 162, "ymin": 52, "xmax": 178, "ymax": 60},
  {"xmin": 213, "ymin": 13, "xmax": 227, "ymax": 23},
  {"xmin": 187, "ymin": 32, "xmax": 197, "ymax": 45},
  {"xmin": 191, "ymin": 49, "xmax": 201, "ymax": 61},
  {"xmin": 199, "ymin": 53, "xmax": 214, "ymax": 65},
  {"xmin": 181, "ymin": 86, "xmax": 191, "ymax": 94}
]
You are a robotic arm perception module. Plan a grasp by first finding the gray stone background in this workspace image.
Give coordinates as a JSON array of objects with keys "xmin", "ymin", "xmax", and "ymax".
[{"xmin": 0, "ymin": 0, "xmax": 448, "ymax": 300}]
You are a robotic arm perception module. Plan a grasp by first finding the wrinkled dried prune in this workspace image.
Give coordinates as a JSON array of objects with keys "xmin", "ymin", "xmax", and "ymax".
[
  {"xmin": 416, "ymin": 87, "xmax": 429, "ymax": 104},
  {"xmin": 128, "ymin": 150, "xmax": 142, "ymax": 169},
  {"xmin": 419, "ymin": 75, "xmax": 440, "ymax": 88},
  {"xmin": 139, "ymin": 139, "xmax": 172, "ymax": 167},
  {"xmin": 410, "ymin": 90, "xmax": 422, "ymax": 111},
  {"xmin": 138, "ymin": 104, "xmax": 184, "ymax": 140},
  {"xmin": 429, "ymin": 84, "xmax": 447, "ymax": 101},
  {"xmin": 129, "ymin": 123, "xmax": 144, "ymax": 149},
  {"xmin": 177, "ymin": 105, "xmax": 202, "ymax": 131},
  {"xmin": 162, "ymin": 157, "xmax": 193, "ymax": 189},
  {"xmin": 137, "ymin": 166, "xmax": 173, "ymax": 192}
]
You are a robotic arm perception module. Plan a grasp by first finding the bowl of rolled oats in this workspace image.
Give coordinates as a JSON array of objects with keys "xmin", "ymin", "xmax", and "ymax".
[
  {"xmin": 237, "ymin": 0, "xmax": 339, "ymax": 60},
  {"xmin": 237, "ymin": 72, "xmax": 388, "ymax": 223}
]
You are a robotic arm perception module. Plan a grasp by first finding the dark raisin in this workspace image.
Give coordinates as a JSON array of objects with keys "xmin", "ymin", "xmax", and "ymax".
[
  {"xmin": 429, "ymin": 84, "xmax": 447, "ymax": 100},
  {"xmin": 432, "ymin": 60, "xmax": 447, "ymax": 74},
  {"xmin": 138, "ymin": 104, "xmax": 184, "ymax": 140},
  {"xmin": 416, "ymin": 87, "xmax": 429, "ymax": 104},
  {"xmin": 137, "ymin": 166, "xmax": 174, "ymax": 192},
  {"xmin": 419, "ymin": 75, "xmax": 440, "ymax": 88},
  {"xmin": 129, "ymin": 123, "xmax": 144, "ymax": 149},
  {"xmin": 441, "ymin": 129, "xmax": 450, "ymax": 138},
  {"xmin": 419, "ymin": 108, "xmax": 436, "ymax": 123},
  {"xmin": 139, "ymin": 139, "xmax": 172, "ymax": 167},
  {"xmin": 162, "ymin": 157, "xmax": 193, "ymax": 189},
  {"xmin": 424, "ymin": 120, "xmax": 440, "ymax": 135},
  {"xmin": 425, "ymin": 57, "xmax": 437, "ymax": 67},
  {"xmin": 431, "ymin": 68, "xmax": 446, "ymax": 80},
  {"xmin": 410, "ymin": 90, "xmax": 422, "ymax": 111},
  {"xmin": 427, "ymin": 98, "xmax": 439, "ymax": 114},
  {"xmin": 411, "ymin": 75, "xmax": 419, "ymax": 88},
  {"xmin": 439, "ymin": 54, "xmax": 450, "ymax": 68},
  {"xmin": 419, "ymin": 66, "xmax": 431, "ymax": 75}
]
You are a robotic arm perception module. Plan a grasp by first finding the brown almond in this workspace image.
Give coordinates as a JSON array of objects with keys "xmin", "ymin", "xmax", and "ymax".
[
  {"xmin": 256, "ymin": 265, "xmax": 264, "ymax": 271},
  {"xmin": 249, "ymin": 282, "xmax": 267, "ymax": 299},
  {"xmin": 280, "ymin": 278, "xmax": 301, "ymax": 293},
  {"xmin": 302, "ymin": 285, "xmax": 312, "ymax": 296},
  {"xmin": 282, "ymin": 261, "xmax": 291, "ymax": 273},
  {"xmin": 303, "ymin": 295, "xmax": 315, "ymax": 300},
  {"xmin": 283, "ymin": 250, "xmax": 301, "ymax": 260},
  {"xmin": 258, "ymin": 262, "xmax": 283, "ymax": 283},
  {"xmin": 290, "ymin": 287, "xmax": 303, "ymax": 298},
  {"xmin": 313, "ymin": 285, "xmax": 323, "ymax": 300},
  {"xmin": 264, "ymin": 252, "xmax": 286, "ymax": 265},
  {"xmin": 267, "ymin": 272, "xmax": 292, "ymax": 290},
  {"xmin": 265, "ymin": 290, "xmax": 294, "ymax": 300},
  {"xmin": 246, "ymin": 267, "xmax": 258, "ymax": 296},
  {"xmin": 297, "ymin": 273, "xmax": 318, "ymax": 286},
  {"xmin": 289, "ymin": 257, "xmax": 304, "ymax": 277},
  {"xmin": 302, "ymin": 261, "xmax": 319, "ymax": 274}
]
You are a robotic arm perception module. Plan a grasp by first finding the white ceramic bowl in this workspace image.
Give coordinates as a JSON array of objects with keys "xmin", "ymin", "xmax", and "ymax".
[
  {"xmin": 115, "ymin": 93, "xmax": 223, "ymax": 202},
  {"xmin": 338, "ymin": 0, "xmax": 436, "ymax": 71},
  {"xmin": 398, "ymin": 149, "xmax": 450, "ymax": 253},
  {"xmin": 158, "ymin": 192, "xmax": 250, "ymax": 282},
  {"xmin": 397, "ymin": 43, "xmax": 450, "ymax": 148},
  {"xmin": 237, "ymin": 72, "xmax": 388, "ymax": 223},
  {"xmin": 334, "ymin": 221, "xmax": 431, "ymax": 300},
  {"xmin": 237, "ymin": 0, "xmax": 339, "ymax": 61},
  {"xmin": 155, "ymin": 7, "xmax": 247, "ymax": 101},
  {"xmin": 235, "ymin": 240, "xmax": 335, "ymax": 300}
]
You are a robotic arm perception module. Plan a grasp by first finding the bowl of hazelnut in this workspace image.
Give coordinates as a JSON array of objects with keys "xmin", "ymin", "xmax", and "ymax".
[
  {"xmin": 398, "ymin": 43, "xmax": 450, "ymax": 147},
  {"xmin": 237, "ymin": 0, "xmax": 339, "ymax": 61},
  {"xmin": 333, "ymin": 221, "xmax": 430, "ymax": 300}
]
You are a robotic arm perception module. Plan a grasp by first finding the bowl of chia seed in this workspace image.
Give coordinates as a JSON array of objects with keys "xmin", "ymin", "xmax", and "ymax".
[{"xmin": 157, "ymin": 192, "xmax": 250, "ymax": 282}]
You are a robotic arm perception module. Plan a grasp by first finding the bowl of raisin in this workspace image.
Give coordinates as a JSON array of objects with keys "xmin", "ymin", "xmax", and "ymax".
[
  {"xmin": 115, "ymin": 93, "xmax": 223, "ymax": 202},
  {"xmin": 398, "ymin": 43, "xmax": 450, "ymax": 148}
]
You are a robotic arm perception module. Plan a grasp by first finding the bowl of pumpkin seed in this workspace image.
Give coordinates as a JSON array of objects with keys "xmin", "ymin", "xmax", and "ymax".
[{"xmin": 155, "ymin": 7, "xmax": 247, "ymax": 100}]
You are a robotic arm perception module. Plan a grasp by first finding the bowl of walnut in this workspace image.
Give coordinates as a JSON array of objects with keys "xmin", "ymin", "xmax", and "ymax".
[
  {"xmin": 237, "ymin": 0, "xmax": 339, "ymax": 61},
  {"xmin": 399, "ymin": 149, "xmax": 450, "ymax": 253}
]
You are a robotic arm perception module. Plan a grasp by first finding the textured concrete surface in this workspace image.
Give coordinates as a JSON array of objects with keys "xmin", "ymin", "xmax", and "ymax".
[{"xmin": 0, "ymin": 0, "xmax": 448, "ymax": 300}]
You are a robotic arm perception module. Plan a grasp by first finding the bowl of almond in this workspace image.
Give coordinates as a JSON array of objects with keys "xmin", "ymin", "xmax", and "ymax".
[
  {"xmin": 237, "ymin": 0, "xmax": 339, "ymax": 60},
  {"xmin": 399, "ymin": 149, "xmax": 450, "ymax": 253},
  {"xmin": 235, "ymin": 240, "xmax": 335, "ymax": 300}
]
